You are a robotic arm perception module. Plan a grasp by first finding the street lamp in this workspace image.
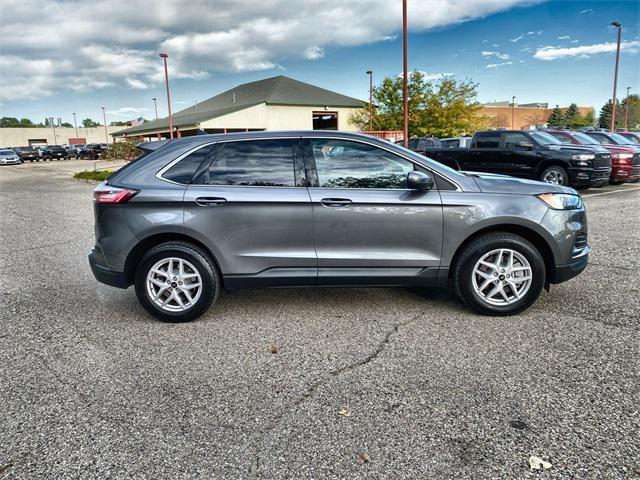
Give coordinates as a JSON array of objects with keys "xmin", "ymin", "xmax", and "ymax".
[
  {"xmin": 402, "ymin": 0, "xmax": 408, "ymax": 147},
  {"xmin": 152, "ymin": 97, "xmax": 158, "ymax": 120},
  {"xmin": 511, "ymin": 96, "xmax": 516, "ymax": 129},
  {"xmin": 72, "ymin": 112, "xmax": 78, "ymax": 139},
  {"xmin": 101, "ymin": 106, "xmax": 108, "ymax": 144},
  {"xmin": 366, "ymin": 70, "xmax": 373, "ymax": 130},
  {"xmin": 159, "ymin": 53, "xmax": 174, "ymax": 139},
  {"xmin": 49, "ymin": 116, "xmax": 57, "ymax": 144},
  {"xmin": 624, "ymin": 86, "xmax": 631, "ymax": 131},
  {"xmin": 610, "ymin": 21, "xmax": 622, "ymax": 131}
]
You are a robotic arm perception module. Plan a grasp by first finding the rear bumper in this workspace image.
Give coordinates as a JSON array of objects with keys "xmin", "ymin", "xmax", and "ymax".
[
  {"xmin": 89, "ymin": 251, "xmax": 128, "ymax": 289},
  {"xmin": 550, "ymin": 246, "xmax": 589, "ymax": 284}
]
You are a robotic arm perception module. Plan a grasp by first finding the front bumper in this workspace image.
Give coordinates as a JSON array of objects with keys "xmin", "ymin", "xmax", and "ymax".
[
  {"xmin": 550, "ymin": 246, "xmax": 589, "ymax": 284},
  {"xmin": 0, "ymin": 158, "xmax": 21, "ymax": 164},
  {"xmin": 89, "ymin": 251, "xmax": 129, "ymax": 289},
  {"xmin": 568, "ymin": 166, "xmax": 611, "ymax": 187},
  {"xmin": 611, "ymin": 165, "xmax": 640, "ymax": 182}
]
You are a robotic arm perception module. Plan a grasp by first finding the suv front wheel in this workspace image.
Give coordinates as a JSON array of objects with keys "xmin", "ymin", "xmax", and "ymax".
[
  {"xmin": 453, "ymin": 232, "xmax": 545, "ymax": 315},
  {"xmin": 134, "ymin": 242, "xmax": 220, "ymax": 322}
]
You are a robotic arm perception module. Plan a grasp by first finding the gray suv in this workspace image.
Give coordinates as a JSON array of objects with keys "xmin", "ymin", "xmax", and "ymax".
[{"xmin": 89, "ymin": 131, "xmax": 589, "ymax": 322}]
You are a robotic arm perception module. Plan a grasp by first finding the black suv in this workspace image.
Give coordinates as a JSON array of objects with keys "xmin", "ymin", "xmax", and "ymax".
[{"xmin": 41, "ymin": 145, "xmax": 68, "ymax": 160}]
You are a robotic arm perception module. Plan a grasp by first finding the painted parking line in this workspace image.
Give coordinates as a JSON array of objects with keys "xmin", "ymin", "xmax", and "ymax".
[{"xmin": 581, "ymin": 186, "xmax": 640, "ymax": 198}]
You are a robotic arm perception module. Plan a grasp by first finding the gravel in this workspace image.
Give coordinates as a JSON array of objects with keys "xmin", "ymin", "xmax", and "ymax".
[{"xmin": 1, "ymin": 161, "xmax": 638, "ymax": 479}]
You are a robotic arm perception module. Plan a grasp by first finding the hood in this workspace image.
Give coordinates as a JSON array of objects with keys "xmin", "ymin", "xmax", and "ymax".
[
  {"xmin": 466, "ymin": 172, "xmax": 576, "ymax": 195},
  {"xmin": 600, "ymin": 144, "xmax": 636, "ymax": 154},
  {"xmin": 539, "ymin": 144, "xmax": 604, "ymax": 155}
]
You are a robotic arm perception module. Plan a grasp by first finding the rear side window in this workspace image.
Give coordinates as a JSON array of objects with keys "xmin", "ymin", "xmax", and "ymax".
[
  {"xmin": 199, "ymin": 139, "xmax": 296, "ymax": 187},
  {"xmin": 163, "ymin": 144, "xmax": 214, "ymax": 184},
  {"xmin": 503, "ymin": 132, "xmax": 530, "ymax": 149},
  {"xmin": 473, "ymin": 132, "xmax": 500, "ymax": 149}
]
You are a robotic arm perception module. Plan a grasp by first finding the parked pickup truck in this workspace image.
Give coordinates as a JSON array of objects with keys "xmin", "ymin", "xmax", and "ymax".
[{"xmin": 421, "ymin": 130, "xmax": 612, "ymax": 188}]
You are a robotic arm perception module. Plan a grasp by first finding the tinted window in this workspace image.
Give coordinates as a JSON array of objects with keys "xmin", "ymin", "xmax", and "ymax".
[
  {"xmin": 530, "ymin": 131, "xmax": 562, "ymax": 145},
  {"xmin": 503, "ymin": 132, "xmax": 531, "ymax": 148},
  {"xmin": 201, "ymin": 139, "xmax": 295, "ymax": 187},
  {"xmin": 163, "ymin": 144, "xmax": 213, "ymax": 184},
  {"xmin": 310, "ymin": 139, "xmax": 414, "ymax": 189},
  {"xmin": 585, "ymin": 132, "xmax": 610, "ymax": 144},
  {"xmin": 547, "ymin": 132, "xmax": 572, "ymax": 144},
  {"xmin": 473, "ymin": 132, "xmax": 500, "ymax": 149}
]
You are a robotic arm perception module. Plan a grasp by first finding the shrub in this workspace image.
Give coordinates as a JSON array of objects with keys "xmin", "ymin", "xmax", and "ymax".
[
  {"xmin": 73, "ymin": 169, "xmax": 112, "ymax": 181},
  {"xmin": 103, "ymin": 140, "xmax": 142, "ymax": 161}
]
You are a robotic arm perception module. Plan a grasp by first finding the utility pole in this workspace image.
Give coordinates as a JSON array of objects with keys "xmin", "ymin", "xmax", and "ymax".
[
  {"xmin": 511, "ymin": 96, "xmax": 516, "ymax": 129},
  {"xmin": 49, "ymin": 117, "xmax": 57, "ymax": 144},
  {"xmin": 624, "ymin": 86, "xmax": 631, "ymax": 131},
  {"xmin": 160, "ymin": 53, "xmax": 174, "ymax": 139},
  {"xmin": 101, "ymin": 106, "xmax": 108, "ymax": 144},
  {"xmin": 72, "ymin": 112, "xmax": 78, "ymax": 139},
  {"xmin": 610, "ymin": 21, "xmax": 622, "ymax": 131},
  {"xmin": 366, "ymin": 70, "xmax": 373, "ymax": 130},
  {"xmin": 402, "ymin": 0, "xmax": 409, "ymax": 147}
]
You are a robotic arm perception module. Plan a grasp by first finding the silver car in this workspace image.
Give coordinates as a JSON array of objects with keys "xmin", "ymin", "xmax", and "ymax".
[
  {"xmin": 0, "ymin": 149, "xmax": 21, "ymax": 165},
  {"xmin": 89, "ymin": 131, "xmax": 589, "ymax": 322}
]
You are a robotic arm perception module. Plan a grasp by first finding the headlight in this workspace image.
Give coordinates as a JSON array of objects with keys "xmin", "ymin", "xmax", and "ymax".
[
  {"xmin": 571, "ymin": 154, "xmax": 595, "ymax": 161},
  {"xmin": 611, "ymin": 153, "xmax": 633, "ymax": 159},
  {"xmin": 537, "ymin": 193, "xmax": 583, "ymax": 210}
]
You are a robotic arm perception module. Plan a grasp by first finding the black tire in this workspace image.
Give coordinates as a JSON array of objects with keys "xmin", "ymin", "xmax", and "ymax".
[
  {"xmin": 134, "ymin": 242, "xmax": 220, "ymax": 322},
  {"xmin": 453, "ymin": 232, "xmax": 546, "ymax": 316},
  {"xmin": 539, "ymin": 165, "xmax": 569, "ymax": 186}
]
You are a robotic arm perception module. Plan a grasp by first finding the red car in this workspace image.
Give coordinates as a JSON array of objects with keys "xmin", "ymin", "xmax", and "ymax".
[{"xmin": 546, "ymin": 130, "xmax": 639, "ymax": 184}]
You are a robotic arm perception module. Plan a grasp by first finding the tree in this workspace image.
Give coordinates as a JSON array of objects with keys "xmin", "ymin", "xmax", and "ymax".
[
  {"xmin": 621, "ymin": 94, "xmax": 640, "ymax": 129},
  {"xmin": 60, "ymin": 122, "xmax": 73, "ymax": 128},
  {"xmin": 109, "ymin": 121, "xmax": 129, "ymax": 126},
  {"xmin": 564, "ymin": 103, "xmax": 580, "ymax": 128},
  {"xmin": 547, "ymin": 106, "xmax": 565, "ymax": 128},
  {"xmin": 349, "ymin": 70, "xmax": 486, "ymax": 137},
  {"xmin": 18, "ymin": 118, "xmax": 35, "ymax": 127},
  {"xmin": 0, "ymin": 117, "xmax": 20, "ymax": 127},
  {"xmin": 82, "ymin": 118, "xmax": 100, "ymax": 128},
  {"xmin": 598, "ymin": 100, "xmax": 625, "ymax": 129}
]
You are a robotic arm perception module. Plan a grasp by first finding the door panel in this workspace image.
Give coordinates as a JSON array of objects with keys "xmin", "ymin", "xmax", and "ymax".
[
  {"xmin": 183, "ymin": 138, "xmax": 316, "ymax": 282},
  {"xmin": 303, "ymin": 138, "xmax": 443, "ymax": 285}
]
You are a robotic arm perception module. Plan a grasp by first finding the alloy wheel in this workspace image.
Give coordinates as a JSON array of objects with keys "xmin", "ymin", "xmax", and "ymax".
[
  {"xmin": 146, "ymin": 257, "xmax": 203, "ymax": 312},
  {"xmin": 471, "ymin": 248, "xmax": 532, "ymax": 306},
  {"xmin": 542, "ymin": 169, "xmax": 564, "ymax": 185}
]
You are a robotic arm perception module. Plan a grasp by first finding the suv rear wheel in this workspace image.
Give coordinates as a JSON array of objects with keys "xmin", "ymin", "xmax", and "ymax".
[
  {"xmin": 134, "ymin": 242, "xmax": 220, "ymax": 322},
  {"xmin": 454, "ymin": 232, "xmax": 545, "ymax": 315}
]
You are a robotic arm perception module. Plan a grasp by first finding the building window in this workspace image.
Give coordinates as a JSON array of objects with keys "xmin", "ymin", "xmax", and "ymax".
[{"xmin": 313, "ymin": 111, "xmax": 338, "ymax": 130}]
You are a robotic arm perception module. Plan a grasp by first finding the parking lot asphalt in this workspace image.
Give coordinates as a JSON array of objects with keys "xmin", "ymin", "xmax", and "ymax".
[{"xmin": 1, "ymin": 161, "xmax": 639, "ymax": 479}]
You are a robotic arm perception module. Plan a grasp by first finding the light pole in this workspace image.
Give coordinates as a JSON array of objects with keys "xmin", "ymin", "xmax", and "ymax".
[
  {"xmin": 610, "ymin": 21, "xmax": 622, "ymax": 131},
  {"xmin": 511, "ymin": 96, "xmax": 516, "ymax": 129},
  {"xmin": 101, "ymin": 106, "xmax": 108, "ymax": 144},
  {"xmin": 402, "ymin": 0, "xmax": 408, "ymax": 147},
  {"xmin": 72, "ymin": 112, "xmax": 78, "ymax": 139},
  {"xmin": 366, "ymin": 70, "xmax": 373, "ymax": 130},
  {"xmin": 49, "ymin": 117, "xmax": 57, "ymax": 144},
  {"xmin": 152, "ymin": 97, "xmax": 158, "ymax": 119},
  {"xmin": 159, "ymin": 53, "xmax": 173, "ymax": 139},
  {"xmin": 624, "ymin": 86, "xmax": 631, "ymax": 131}
]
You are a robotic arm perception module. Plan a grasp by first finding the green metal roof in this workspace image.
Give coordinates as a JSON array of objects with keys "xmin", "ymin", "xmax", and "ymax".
[{"xmin": 113, "ymin": 75, "xmax": 365, "ymax": 136}]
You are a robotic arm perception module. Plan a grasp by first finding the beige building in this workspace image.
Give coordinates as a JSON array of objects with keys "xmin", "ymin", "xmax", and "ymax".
[
  {"xmin": 0, "ymin": 126, "xmax": 120, "ymax": 147},
  {"xmin": 479, "ymin": 101, "xmax": 594, "ymax": 130},
  {"xmin": 113, "ymin": 75, "xmax": 366, "ymax": 140}
]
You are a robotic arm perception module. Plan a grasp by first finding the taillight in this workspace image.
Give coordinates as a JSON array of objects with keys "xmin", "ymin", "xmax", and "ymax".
[{"xmin": 93, "ymin": 184, "xmax": 139, "ymax": 204}]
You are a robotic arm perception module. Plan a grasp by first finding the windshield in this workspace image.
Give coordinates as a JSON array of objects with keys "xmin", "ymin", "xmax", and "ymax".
[
  {"xmin": 571, "ymin": 132, "xmax": 598, "ymax": 145},
  {"xmin": 530, "ymin": 131, "xmax": 563, "ymax": 145},
  {"xmin": 608, "ymin": 133, "xmax": 634, "ymax": 145},
  {"xmin": 0, "ymin": 150, "xmax": 14, "ymax": 155}
]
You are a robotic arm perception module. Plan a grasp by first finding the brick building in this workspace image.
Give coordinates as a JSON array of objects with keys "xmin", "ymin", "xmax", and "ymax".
[{"xmin": 478, "ymin": 101, "xmax": 593, "ymax": 130}]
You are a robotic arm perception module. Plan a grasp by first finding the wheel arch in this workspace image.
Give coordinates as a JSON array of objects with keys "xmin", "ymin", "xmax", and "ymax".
[
  {"xmin": 124, "ymin": 232, "xmax": 224, "ymax": 288},
  {"xmin": 537, "ymin": 159, "xmax": 570, "ymax": 177},
  {"xmin": 448, "ymin": 223, "xmax": 556, "ymax": 286}
]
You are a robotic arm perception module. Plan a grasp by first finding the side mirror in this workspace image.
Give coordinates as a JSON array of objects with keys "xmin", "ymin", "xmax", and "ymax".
[
  {"xmin": 517, "ymin": 141, "xmax": 534, "ymax": 150},
  {"xmin": 407, "ymin": 170, "xmax": 434, "ymax": 191}
]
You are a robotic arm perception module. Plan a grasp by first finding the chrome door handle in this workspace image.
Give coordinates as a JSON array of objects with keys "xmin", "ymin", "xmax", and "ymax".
[
  {"xmin": 195, "ymin": 197, "xmax": 227, "ymax": 207},
  {"xmin": 320, "ymin": 198, "xmax": 352, "ymax": 207}
]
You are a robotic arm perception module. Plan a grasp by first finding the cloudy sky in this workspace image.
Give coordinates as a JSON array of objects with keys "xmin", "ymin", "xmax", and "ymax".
[{"xmin": 1, "ymin": 0, "xmax": 638, "ymax": 124}]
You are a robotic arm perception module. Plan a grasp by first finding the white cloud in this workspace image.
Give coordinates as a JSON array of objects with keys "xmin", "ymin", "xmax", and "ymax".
[
  {"xmin": 0, "ymin": 0, "xmax": 537, "ymax": 102},
  {"xmin": 397, "ymin": 70, "xmax": 453, "ymax": 81},
  {"xmin": 107, "ymin": 107, "xmax": 150, "ymax": 117},
  {"xmin": 579, "ymin": 8, "xmax": 593, "ymax": 14},
  {"xmin": 534, "ymin": 41, "xmax": 640, "ymax": 60},
  {"xmin": 482, "ymin": 51, "xmax": 510, "ymax": 60},
  {"xmin": 510, "ymin": 35, "xmax": 524, "ymax": 42},
  {"xmin": 486, "ymin": 61, "xmax": 513, "ymax": 68},
  {"xmin": 557, "ymin": 35, "xmax": 570, "ymax": 40}
]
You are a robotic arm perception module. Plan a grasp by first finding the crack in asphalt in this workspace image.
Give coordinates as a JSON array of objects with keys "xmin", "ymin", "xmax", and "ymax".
[
  {"xmin": 249, "ymin": 311, "xmax": 425, "ymax": 478},
  {"xmin": 0, "ymin": 239, "xmax": 90, "ymax": 255},
  {"xmin": 587, "ymin": 262, "xmax": 637, "ymax": 272}
]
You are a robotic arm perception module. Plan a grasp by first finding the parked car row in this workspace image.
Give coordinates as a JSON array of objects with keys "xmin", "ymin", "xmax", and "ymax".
[
  {"xmin": 1, "ymin": 143, "xmax": 109, "ymax": 163},
  {"xmin": 399, "ymin": 129, "xmax": 640, "ymax": 189}
]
